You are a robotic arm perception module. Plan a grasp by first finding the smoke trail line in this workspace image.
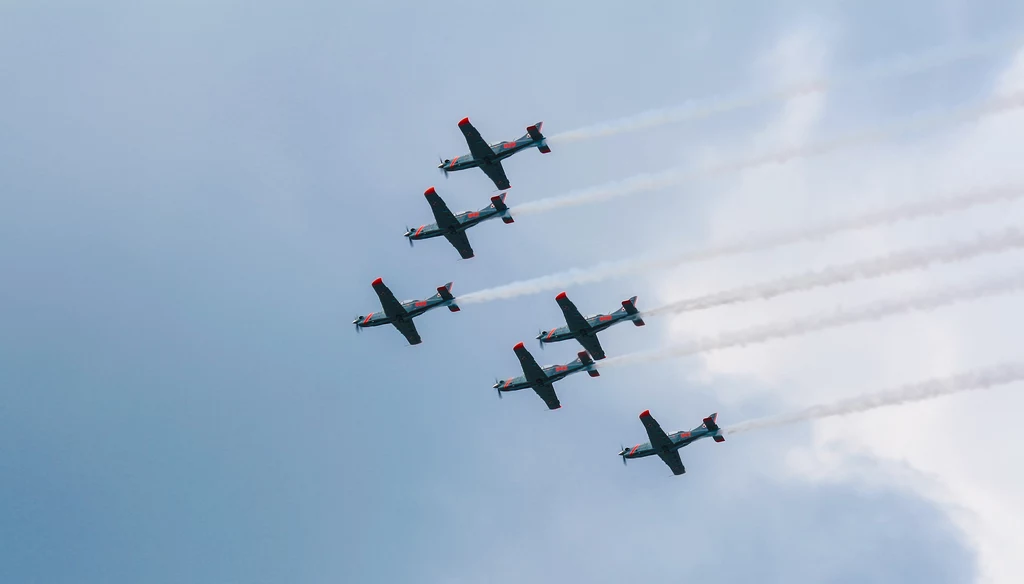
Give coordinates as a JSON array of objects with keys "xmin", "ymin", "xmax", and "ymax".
[
  {"xmin": 458, "ymin": 182, "xmax": 1024, "ymax": 304},
  {"xmin": 552, "ymin": 36, "xmax": 1023, "ymax": 143},
  {"xmin": 645, "ymin": 226, "xmax": 1024, "ymax": 316},
  {"xmin": 726, "ymin": 361, "xmax": 1024, "ymax": 435},
  {"xmin": 599, "ymin": 270, "xmax": 1024, "ymax": 369},
  {"xmin": 513, "ymin": 91, "xmax": 1024, "ymax": 217}
]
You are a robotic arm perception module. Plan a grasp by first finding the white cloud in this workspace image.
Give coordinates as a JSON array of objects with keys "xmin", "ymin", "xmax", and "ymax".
[{"xmin": 653, "ymin": 31, "xmax": 1024, "ymax": 584}]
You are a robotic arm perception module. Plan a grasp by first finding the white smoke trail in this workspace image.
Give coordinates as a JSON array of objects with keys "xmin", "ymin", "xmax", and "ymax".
[
  {"xmin": 645, "ymin": 226, "xmax": 1024, "ymax": 316},
  {"xmin": 513, "ymin": 91, "xmax": 1024, "ymax": 217},
  {"xmin": 726, "ymin": 361, "xmax": 1024, "ymax": 435},
  {"xmin": 458, "ymin": 182, "xmax": 1024, "ymax": 304},
  {"xmin": 599, "ymin": 270, "xmax": 1024, "ymax": 369},
  {"xmin": 552, "ymin": 36, "xmax": 1023, "ymax": 143}
]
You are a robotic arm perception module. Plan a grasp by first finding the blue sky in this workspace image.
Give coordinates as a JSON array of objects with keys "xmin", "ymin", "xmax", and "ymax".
[{"xmin": 3, "ymin": 2, "xmax": 1024, "ymax": 583}]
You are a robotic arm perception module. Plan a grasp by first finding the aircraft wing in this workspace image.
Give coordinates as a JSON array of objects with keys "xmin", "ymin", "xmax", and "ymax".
[
  {"xmin": 575, "ymin": 335, "xmax": 606, "ymax": 360},
  {"xmin": 458, "ymin": 119, "xmax": 494, "ymax": 160},
  {"xmin": 513, "ymin": 343, "xmax": 561, "ymax": 409},
  {"xmin": 514, "ymin": 342, "xmax": 547, "ymax": 381},
  {"xmin": 480, "ymin": 161, "xmax": 511, "ymax": 190},
  {"xmin": 657, "ymin": 449, "xmax": 686, "ymax": 476},
  {"xmin": 640, "ymin": 410, "xmax": 674, "ymax": 451},
  {"xmin": 372, "ymin": 278, "xmax": 406, "ymax": 320},
  {"xmin": 556, "ymin": 293, "xmax": 590, "ymax": 332},
  {"xmin": 531, "ymin": 381, "xmax": 561, "ymax": 410},
  {"xmin": 391, "ymin": 319, "xmax": 422, "ymax": 345},
  {"xmin": 424, "ymin": 188, "xmax": 460, "ymax": 231},
  {"xmin": 443, "ymin": 231, "xmax": 474, "ymax": 259}
]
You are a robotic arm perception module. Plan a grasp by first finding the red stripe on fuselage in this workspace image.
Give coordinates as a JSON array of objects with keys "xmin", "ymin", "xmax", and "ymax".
[
  {"xmin": 362, "ymin": 313, "xmax": 373, "ymax": 324},
  {"xmin": 415, "ymin": 225, "xmax": 425, "ymax": 236}
]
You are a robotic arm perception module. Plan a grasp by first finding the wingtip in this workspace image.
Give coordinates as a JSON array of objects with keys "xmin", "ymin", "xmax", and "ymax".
[
  {"xmin": 371, "ymin": 277, "xmax": 383, "ymax": 286},
  {"xmin": 513, "ymin": 341, "xmax": 526, "ymax": 351},
  {"xmin": 458, "ymin": 117, "xmax": 470, "ymax": 126},
  {"xmin": 424, "ymin": 186, "xmax": 437, "ymax": 196},
  {"xmin": 555, "ymin": 291, "xmax": 568, "ymax": 301},
  {"xmin": 639, "ymin": 409, "xmax": 651, "ymax": 419}
]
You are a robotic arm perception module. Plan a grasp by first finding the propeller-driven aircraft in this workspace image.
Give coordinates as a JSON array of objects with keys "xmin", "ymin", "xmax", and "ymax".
[
  {"xmin": 536, "ymin": 292, "xmax": 645, "ymax": 359},
  {"xmin": 353, "ymin": 278, "xmax": 459, "ymax": 345},
  {"xmin": 404, "ymin": 187, "xmax": 514, "ymax": 259},
  {"xmin": 619, "ymin": 411, "xmax": 725, "ymax": 475},
  {"xmin": 493, "ymin": 342, "xmax": 598, "ymax": 410},
  {"xmin": 439, "ymin": 118, "xmax": 550, "ymax": 190}
]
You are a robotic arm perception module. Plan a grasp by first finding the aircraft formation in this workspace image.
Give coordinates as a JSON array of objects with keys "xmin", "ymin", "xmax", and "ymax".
[{"xmin": 354, "ymin": 118, "xmax": 721, "ymax": 476}]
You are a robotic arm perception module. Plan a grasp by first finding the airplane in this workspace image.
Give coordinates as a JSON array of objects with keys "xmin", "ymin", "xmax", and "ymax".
[
  {"xmin": 492, "ymin": 342, "xmax": 599, "ymax": 410},
  {"xmin": 353, "ymin": 278, "xmax": 459, "ymax": 345},
  {"xmin": 619, "ymin": 410, "xmax": 725, "ymax": 476},
  {"xmin": 536, "ymin": 292, "xmax": 645, "ymax": 359},
  {"xmin": 438, "ymin": 117, "xmax": 551, "ymax": 190},
  {"xmin": 404, "ymin": 187, "xmax": 514, "ymax": 259}
]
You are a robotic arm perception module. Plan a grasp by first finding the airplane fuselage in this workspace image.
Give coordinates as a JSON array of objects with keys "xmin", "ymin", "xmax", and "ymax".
[
  {"xmin": 540, "ymin": 311, "xmax": 637, "ymax": 344},
  {"xmin": 408, "ymin": 205, "xmax": 508, "ymax": 241},
  {"xmin": 496, "ymin": 360, "xmax": 596, "ymax": 392},
  {"xmin": 441, "ymin": 138, "xmax": 544, "ymax": 173},
  {"xmin": 356, "ymin": 296, "xmax": 453, "ymax": 328},
  {"xmin": 623, "ymin": 427, "xmax": 719, "ymax": 460}
]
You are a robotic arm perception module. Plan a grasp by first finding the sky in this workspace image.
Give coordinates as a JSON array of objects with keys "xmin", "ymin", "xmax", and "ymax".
[{"xmin": 2, "ymin": 1, "xmax": 1024, "ymax": 583}]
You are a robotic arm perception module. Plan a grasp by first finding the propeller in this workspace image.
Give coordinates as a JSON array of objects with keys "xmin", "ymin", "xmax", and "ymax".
[
  {"xmin": 494, "ymin": 378, "xmax": 503, "ymax": 399},
  {"xmin": 438, "ymin": 157, "xmax": 450, "ymax": 179},
  {"xmin": 405, "ymin": 226, "xmax": 414, "ymax": 247},
  {"xmin": 353, "ymin": 317, "xmax": 363, "ymax": 333},
  {"xmin": 620, "ymin": 445, "xmax": 628, "ymax": 466},
  {"xmin": 537, "ymin": 329, "xmax": 546, "ymax": 350}
]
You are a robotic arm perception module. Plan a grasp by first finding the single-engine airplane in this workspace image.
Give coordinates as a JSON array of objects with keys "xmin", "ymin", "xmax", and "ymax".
[
  {"xmin": 438, "ymin": 118, "xmax": 550, "ymax": 190},
  {"xmin": 353, "ymin": 278, "xmax": 459, "ymax": 345},
  {"xmin": 493, "ymin": 342, "xmax": 598, "ymax": 410},
  {"xmin": 537, "ymin": 292, "xmax": 645, "ymax": 359},
  {"xmin": 404, "ymin": 187, "xmax": 514, "ymax": 259},
  {"xmin": 619, "ymin": 410, "xmax": 725, "ymax": 476}
]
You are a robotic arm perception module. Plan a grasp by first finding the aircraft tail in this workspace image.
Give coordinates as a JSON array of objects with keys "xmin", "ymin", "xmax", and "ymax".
[
  {"xmin": 435, "ymin": 282, "xmax": 460, "ymax": 312},
  {"xmin": 702, "ymin": 413, "xmax": 725, "ymax": 442},
  {"xmin": 490, "ymin": 193, "xmax": 514, "ymax": 224},
  {"xmin": 526, "ymin": 122, "xmax": 551, "ymax": 153},
  {"xmin": 620, "ymin": 296, "xmax": 645, "ymax": 326},
  {"xmin": 578, "ymin": 351, "xmax": 600, "ymax": 377}
]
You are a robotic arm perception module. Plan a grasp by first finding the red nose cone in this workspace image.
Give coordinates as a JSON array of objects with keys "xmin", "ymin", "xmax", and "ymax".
[
  {"xmin": 458, "ymin": 117, "xmax": 470, "ymax": 126},
  {"xmin": 639, "ymin": 409, "xmax": 651, "ymax": 419},
  {"xmin": 513, "ymin": 342, "xmax": 525, "ymax": 351},
  {"xmin": 424, "ymin": 186, "xmax": 436, "ymax": 196},
  {"xmin": 372, "ymin": 277, "xmax": 383, "ymax": 286},
  {"xmin": 555, "ymin": 291, "xmax": 568, "ymax": 301}
]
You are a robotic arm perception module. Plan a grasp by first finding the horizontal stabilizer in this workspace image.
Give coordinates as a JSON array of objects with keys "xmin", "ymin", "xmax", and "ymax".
[
  {"xmin": 526, "ymin": 121, "xmax": 544, "ymax": 141},
  {"xmin": 491, "ymin": 193, "xmax": 515, "ymax": 223},
  {"xmin": 702, "ymin": 413, "xmax": 720, "ymax": 432},
  {"xmin": 527, "ymin": 122, "xmax": 550, "ymax": 153},
  {"xmin": 713, "ymin": 435, "xmax": 725, "ymax": 443},
  {"xmin": 588, "ymin": 370, "xmax": 601, "ymax": 377},
  {"xmin": 633, "ymin": 318, "xmax": 646, "ymax": 327},
  {"xmin": 577, "ymin": 351, "xmax": 594, "ymax": 366},
  {"xmin": 490, "ymin": 193, "xmax": 509, "ymax": 211},
  {"xmin": 436, "ymin": 282, "xmax": 455, "ymax": 301}
]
